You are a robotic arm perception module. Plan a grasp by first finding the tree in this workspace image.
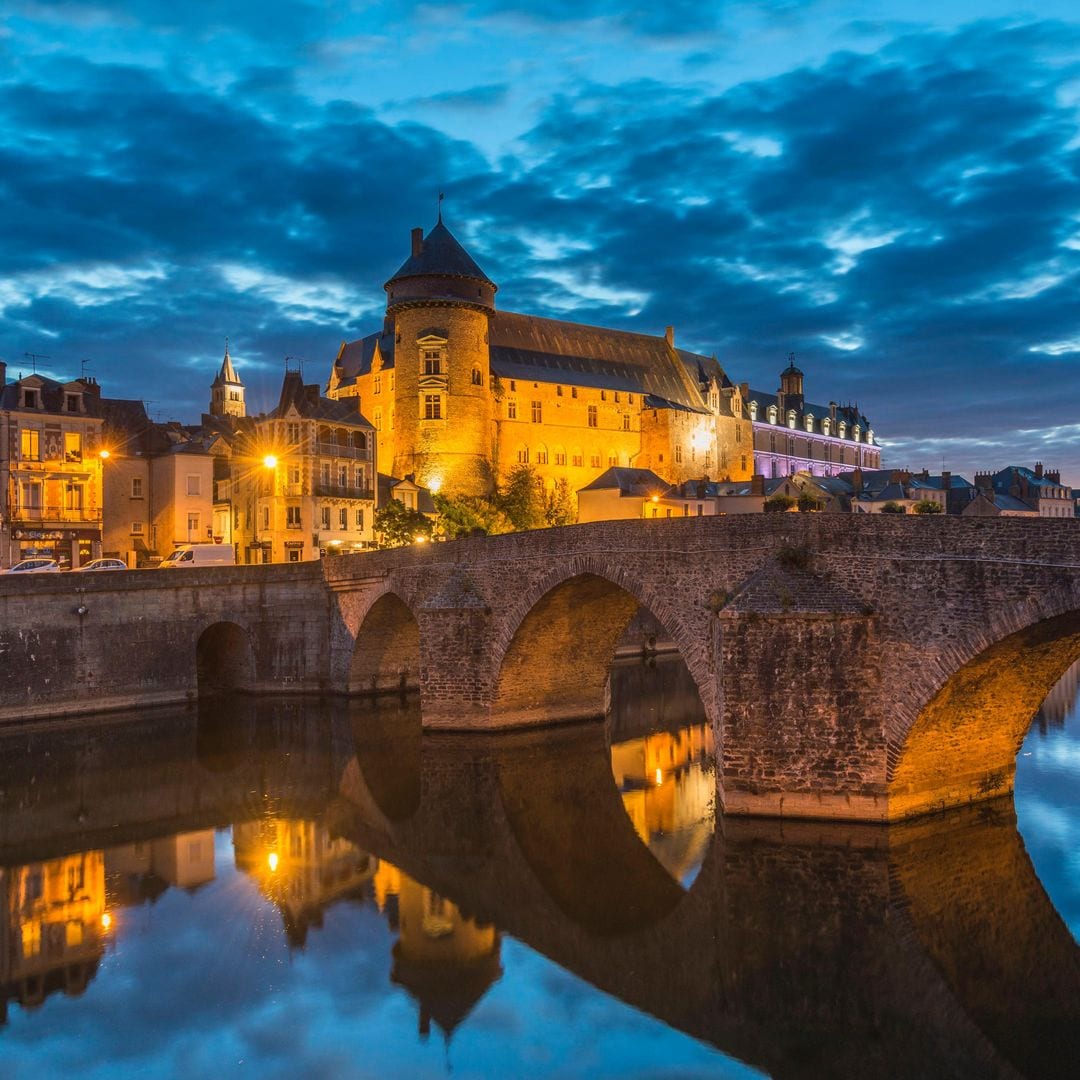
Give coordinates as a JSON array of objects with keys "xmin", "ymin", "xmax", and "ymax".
[
  {"xmin": 496, "ymin": 464, "xmax": 546, "ymax": 531},
  {"xmin": 374, "ymin": 499, "xmax": 434, "ymax": 548},
  {"xmin": 545, "ymin": 477, "xmax": 577, "ymax": 527},
  {"xmin": 912, "ymin": 500, "xmax": 943, "ymax": 515},
  {"xmin": 433, "ymin": 492, "xmax": 513, "ymax": 538},
  {"xmin": 880, "ymin": 501, "xmax": 906, "ymax": 514},
  {"xmin": 797, "ymin": 491, "xmax": 824, "ymax": 513},
  {"xmin": 765, "ymin": 494, "xmax": 796, "ymax": 513}
]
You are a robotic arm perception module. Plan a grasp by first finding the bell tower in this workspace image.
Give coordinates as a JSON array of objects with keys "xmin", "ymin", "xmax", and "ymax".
[
  {"xmin": 384, "ymin": 216, "xmax": 497, "ymax": 496},
  {"xmin": 210, "ymin": 341, "xmax": 246, "ymax": 418}
]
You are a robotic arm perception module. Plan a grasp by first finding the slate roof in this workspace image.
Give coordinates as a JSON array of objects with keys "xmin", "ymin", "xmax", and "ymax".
[
  {"xmin": 274, "ymin": 371, "xmax": 374, "ymax": 427},
  {"xmin": 1, "ymin": 374, "xmax": 105, "ymax": 417},
  {"xmin": 386, "ymin": 221, "xmax": 494, "ymax": 286},
  {"xmin": 993, "ymin": 493, "xmax": 1038, "ymax": 513},
  {"xmin": 211, "ymin": 346, "xmax": 242, "ymax": 388},
  {"xmin": 578, "ymin": 466, "xmax": 672, "ymax": 496},
  {"xmin": 907, "ymin": 473, "xmax": 974, "ymax": 491},
  {"xmin": 992, "ymin": 466, "xmax": 1066, "ymax": 492},
  {"xmin": 746, "ymin": 388, "xmax": 872, "ymax": 443}
]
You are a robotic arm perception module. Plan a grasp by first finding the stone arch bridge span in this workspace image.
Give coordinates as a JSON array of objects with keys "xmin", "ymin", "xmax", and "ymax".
[{"xmin": 1, "ymin": 515, "xmax": 1078, "ymax": 822}]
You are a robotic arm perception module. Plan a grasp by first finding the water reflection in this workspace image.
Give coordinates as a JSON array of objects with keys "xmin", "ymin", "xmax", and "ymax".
[{"xmin": 0, "ymin": 656, "xmax": 1076, "ymax": 1078}]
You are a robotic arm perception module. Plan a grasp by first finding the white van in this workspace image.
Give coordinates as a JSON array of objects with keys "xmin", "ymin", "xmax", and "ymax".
[{"xmin": 158, "ymin": 544, "xmax": 236, "ymax": 568}]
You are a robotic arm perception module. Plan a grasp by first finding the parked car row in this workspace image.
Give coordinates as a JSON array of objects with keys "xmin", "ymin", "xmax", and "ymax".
[{"xmin": 2, "ymin": 544, "xmax": 236, "ymax": 574}]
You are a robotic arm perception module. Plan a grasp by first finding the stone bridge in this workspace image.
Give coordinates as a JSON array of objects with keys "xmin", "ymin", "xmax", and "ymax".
[{"xmin": 2, "ymin": 514, "xmax": 1079, "ymax": 821}]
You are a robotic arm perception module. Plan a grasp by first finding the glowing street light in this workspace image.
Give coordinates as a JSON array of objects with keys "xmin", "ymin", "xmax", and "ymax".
[
  {"xmin": 98, "ymin": 449, "xmax": 110, "ymax": 460},
  {"xmin": 262, "ymin": 454, "xmax": 278, "ymax": 469}
]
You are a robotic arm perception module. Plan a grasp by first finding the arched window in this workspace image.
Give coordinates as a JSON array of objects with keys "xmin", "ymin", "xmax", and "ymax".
[
  {"xmin": 535, "ymin": 444, "xmax": 549, "ymax": 465},
  {"xmin": 516, "ymin": 445, "xmax": 529, "ymax": 464},
  {"xmin": 866, "ymin": 428, "xmax": 874, "ymax": 444},
  {"xmin": 838, "ymin": 422, "xmax": 847, "ymax": 439},
  {"xmin": 471, "ymin": 368, "xmax": 483, "ymax": 386},
  {"xmin": 787, "ymin": 409, "xmax": 797, "ymax": 429},
  {"xmin": 554, "ymin": 446, "xmax": 567, "ymax": 466},
  {"xmin": 853, "ymin": 425, "xmax": 861, "ymax": 442},
  {"xmin": 571, "ymin": 447, "xmax": 583, "ymax": 467}
]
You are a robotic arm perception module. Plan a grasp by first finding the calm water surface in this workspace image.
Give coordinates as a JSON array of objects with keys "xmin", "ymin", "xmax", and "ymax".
[{"xmin": 0, "ymin": 656, "xmax": 1077, "ymax": 1079}]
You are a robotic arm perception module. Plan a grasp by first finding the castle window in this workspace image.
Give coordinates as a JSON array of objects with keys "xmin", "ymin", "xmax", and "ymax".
[
  {"xmin": 531, "ymin": 401, "xmax": 542, "ymax": 423},
  {"xmin": 822, "ymin": 418, "xmax": 831, "ymax": 436},
  {"xmin": 838, "ymin": 422, "xmax": 847, "ymax": 439},
  {"xmin": 614, "ymin": 392, "xmax": 621, "ymax": 404},
  {"xmin": 741, "ymin": 455, "xmax": 747, "ymax": 472},
  {"xmin": 853, "ymin": 426, "xmax": 861, "ymax": 442},
  {"xmin": 423, "ymin": 355, "xmax": 441, "ymax": 375},
  {"xmin": 608, "ymin": 451, "xmax": 618, "ymax": 466},
  {"xmin": 536, "ymin": 446, "xmax": 548, "ymax": 465},
  {"xmin": 767, "ymin": 405, "xmax": 777, "ymax": 424},
  {"xmin": 389, "ymin": 372, "xmax": 395, "ymax": 391},
  {"xmin": 555, "ymin": 449, "xmax": 567, "ymax": 465},
  {"xmin": 507, "ymin": 400, "xmax": 517, "ymax": 420},
  {"xmin": 590, "ymin": 454, "xmax": 601, "ymax": 468},
  {"xmin": 374, "ymin": 375, "xmax": 381, "ymax": 394},
  {"xmin": 471, "ymin": 368, "xmax": 483, "ymax": 386},
  {"xmin": 787, "ymin": 410, "xmax": 797, "ymax": 429},
  {"xmin": 517, "ymin": 446, "xmax": 529, "ymax": 464},
  {"xmin": 601, "ymin": 390, "xmax": 607, "ymax": 402},
  {"xmin": 572, "ymin": 450, "xmax": 583, "ymax": 467},
  {"xmin": 622, "ymin": 414, "xmax": 630, "ymax": 431},
  {"xmin": 628, "ymin": 393, "xmax": 634, "ymax": 404},
  {"xmin": 510, "ymin": 380, "xmax": 516, "ymax": 392},
  {"xmin": 805, "ymin": 415, "xmax": 814, "ymax": 433},
  {"xmin": 557, "ymin": 385, "xmax": 563, "ymax": 397},
  {"xmin": 587, "ymin": 405, "xmax": 598, "ymax": 428},
  {"xmin": 374, "ymin": 410, "xmax": 382, "ymax": 431},
  {"xmin": 424, "ymin": 394, "xmax": 442, "ymax": 420},
  {"xmin": 571, "ymin": 387, "xmax": 578, "ymax": 399},
  {"xmin": 131, "ymin": 477, "xmax": 143, "ymax": 499},
  {"xmin": 675, "ymin": 445, "xmax": 683, "ymax": 464}
]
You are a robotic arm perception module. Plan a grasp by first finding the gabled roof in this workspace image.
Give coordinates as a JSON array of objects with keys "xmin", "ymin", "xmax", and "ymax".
[
  {"xmin": 578, "ymin": 466, "xmax": 671, "ymax": 496},
  {"xmin": 746, "ymin": 388, "xmax": 872, "ymax": 441},
  {"xmin": 273, "ymin": 371, "xmax": 374, "ymax": 427},
  {"xmin": 1, "ymin": 374, "xmax": 104, "ymax": 417},
  {"xmin": 333, "ymin": 330, "xmax": 396, "ymax": 389},
  {"xmin": 908, "ymin": 473, "xmax": 974, "ymax": 491},
  {"xmin": 387, "ymin": 221, "xmax": 494, "ymax": 286}
]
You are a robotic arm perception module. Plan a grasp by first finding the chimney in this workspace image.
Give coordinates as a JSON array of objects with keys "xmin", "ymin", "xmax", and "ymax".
[
  {"xmin": 1035, "ymin": 461, "xmax": 1044, "ymax": 478},
  {"xmin": 664, "ymin": 326, "xmax": 674, "ymax": 347},
  {"xmin": 829, "ymin": 401, "xmax": 838, "ymax": 421},
  {"xmin": 851, "ymin": 468, "xmax": 863, "ymax": 493},
  {"xmin": 0, "ymin": 359, "xmax": 6, "ymax": 386},
  {"xmin": 739, "ymin": 381, "xmax": 749, "ymax": 399},
  {"xmin": 1047, "ymin": 468, "xmax": 1061, "ymax": 484},
  {"xmin": 941, "ymin": 470, "xmax": 951, "ymax": 490},
  {"xmin": 750, "ymin": 473, "xmax": 764, "ymax": 496},
  {"xmin": 411, "ymin": 227, "xmax": 423, "ymax": 257},
  {"xmin": 974, "ymin": 471, "xmax": 992, "ymax": 493}
]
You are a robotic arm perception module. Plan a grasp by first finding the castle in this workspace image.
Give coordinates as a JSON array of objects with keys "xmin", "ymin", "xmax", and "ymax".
[{"xmin": 326, "ymin": 217, "xmax": 877, "ymax": 497}]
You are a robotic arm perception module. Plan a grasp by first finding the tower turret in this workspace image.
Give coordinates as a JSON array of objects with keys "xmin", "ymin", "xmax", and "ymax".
[
  {"xmin": 778, "ymin": 353, "xmax": 804, "ymax": 412},
  {"xmin": 384, "ymin": 218, "xmax": 497, "ymax": 495},
  {"xmin": 210, "ymin": 341, "xmax": 246, "ymax": 418}
]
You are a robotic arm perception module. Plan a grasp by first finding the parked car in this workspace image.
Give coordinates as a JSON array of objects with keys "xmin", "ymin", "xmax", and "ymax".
[
  {"xmin": 158, "ymin": 544, "xmax": 236, "ymax": 568},
  {"xmin": 5, "ymin": 558, "xmax": 61, "ymax": 574},
  {"xmin": 74, "ymin": 558, "xmax": 128, "ymax": 572}
]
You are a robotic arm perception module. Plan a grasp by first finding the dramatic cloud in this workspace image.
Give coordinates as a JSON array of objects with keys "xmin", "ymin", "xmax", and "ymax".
[{"xmin": 1, "ymin": 4, "xmax": 1078, "ymax": 476}]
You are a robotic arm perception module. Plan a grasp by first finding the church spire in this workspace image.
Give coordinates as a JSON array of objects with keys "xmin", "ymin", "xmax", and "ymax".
[{"xmin": 210, "ymin": 339, "xmax": 246, "ymax": 418}]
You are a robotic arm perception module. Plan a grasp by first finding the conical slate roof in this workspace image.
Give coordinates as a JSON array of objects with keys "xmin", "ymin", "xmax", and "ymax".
[
  {"xmin": 211, "ymin": 344, "xmax": 242, "ymax": 388},
  {"xmin": 387, "ymin": 221, "xmax": 494, "ymax": 285}
]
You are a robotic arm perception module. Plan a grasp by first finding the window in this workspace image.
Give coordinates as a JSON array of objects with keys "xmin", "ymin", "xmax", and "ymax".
[
  {"xmin": 321, "ymin": 462, "xmax": 331, "ymax": 485},
  {"xmin": 66, "ymin": 394, "xmax": 80, "ymax": 412},
  {"xmin": 66, "ymin": 483, "xmax": 84, "ymax": 510},
  {"xmin": 614, "ymin": 392, "xmax": 621, "ymax": 403},
  {"xmin": 354, "ymin": 466, "xmax": 364, "ymax": 488},
  {"xmin": 853, "ymin": 426, "xmax": 861, "ymax": 442},
  {"xmin": 423, "ymin": 355, "xmax": 441, "ymax": 375},
  {"xmin": 787, "ymin": 410, "xmax": 797, "ymax": 429},
  {"xmin": 736, "ymin": 425, "xmax": 741, "ymax": 443},
  {"xmin": 321, "ymin": 507, "xmax": 331, "ymax": 529},
  {"xmin": 823, "ymin": 418, "xmax": 831, "ymax": 436},
  {"xmin": 22, "ymin": 388, "xmax": 38, "ymax": 408},
  {"xmin": 287, "ymin": 505, "xmax": 301, "ymax": 528},
  {"xmin": 838, "ymin": 422, "xmax": 847, "ymax": 439},
  {"xmin": 741, "ymin": 455, "xmax": 747, "ymax": 472},
  {"xmin": 705, "ymin": 450, "xmax": 713, "ymax": 470},
  {"xmin": 590, "ymin": 453, "xmax": 601, "ymax": 468},
  {"xmin": 517, "ymin": 447, "xmax": 529, "ymax": 464},
  {"xmin": 572, "ymin": 451, "xmax": 583, "ymax": 467},
  {"xmin": 374, "ymin": 410, "xmax": 382, "ymax": 431},
  {"xmin": 262, "ymin": 507, "xmax": 270, "ymax": 530},
  {"xmin": 608, "ymin": 452, "xmax": 618, "ymax": 466},
  {"xmin": 287, "ymin": 422, "xmax": 301, "ymax": 443},
  {"xmin": 571, "ymin": 386, "xmax": 578, "ymax": 399},
  {"xmin": 536, "ymin": 447, "xmax": 548, "ymax": 465},
  {"xmin": 187, "ymin": 512, "xmax": 200, "ymax": 535},
  {"xmin": 20, "ymin": 429, "xmax": 40, "ymax": 461},
  {"xmin": 556, "ymin": 385, "xmax": 563, "ymax": 397},
  {"xmin": 471, "ymin": 368, "xmax": 483, "ymax": 386},
  {"xmin": 339, "ymin": 465, "xmax": 348, "ymax": 487},
  {"xmin": 389, "ymin": 372, "xmax": 395, "ymax": 392},
  {"xmin": 509, "ymin": 380, "xmax": 516, "ymax": 392},
  {"xmin": 424, "ymin": 394, "xmax": 442, "ymax": 420},
  {"xmin": 507, "ymin": 400, "xmax": 517, "ymax": 419},
  {"xmin": 131, "ymin": 521, "xmax": 144, "ymax": 535},
  {"xmin": 628, "ymin": 393, "xmax": 634, "ymax": 404},
  {"xmin": 65, "ymin": 431, "xmax": 83, "ymax": 462},
  {"xmin": 531, "ymin": 401, "xmax": 542, "ymax": 423},
  {"xmin": 622, "ymin": 414, "xmax": 630, "ymax": 431},
  {"xmin": 288, "ymin": 465, "xmax": 301, "ymax": 486},
  {"xmin": 131, "ymin": 477, "xmax": 144, "ymax": 499},
  {"xmin": 555, "ymin": 449, "xmax": 567, "ymax": 466},
  {"xmin": 355, "ymin": 508, "xmax": 365, "ymax": 530},
  {"xmin": 374, "ymin": 374, "xmax": 381, "ymax": 394},
  {"xmin": 805, "ymin": 415, "xmax": 815, "ymax": 433},
  {"xmin": 749, "ymin": 401, "xmax": 758, "ymax": 421},
  {"xmin": 601, "ymin": 390, "xmax": 607, "ymax": 402},
  {"xmin": 588, "ymin": 405, "xmax": 598, "ymax": 427},
  {"xmin": 768, "ymin": 405, "xmax": 777, "ymax": 424},
  {"xmin": 186, "ymin": 474, "xmax": 201, "ymax": 496},
  {"xmin": 675, "ymin": 444, "xmax": 683, "ymax": 464},
  {"xmin": 339, "ymin": 508, "xmax": 348, "ymax": 529}
]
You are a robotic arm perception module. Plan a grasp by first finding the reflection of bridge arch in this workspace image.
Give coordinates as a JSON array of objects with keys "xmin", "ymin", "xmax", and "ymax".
[
  {"xmin": 890, "ymin": 597, "xmax": 1080, "ymax": 817},
  {"xmin": 196, "ymin": 620, "xmax": 255, "ymax": 695},
  {"xmin": 494, "ymin": 723, "xmax": 691, "ymax": 935},
  {"xmin": 490, "ymin": 565, "xmax": 713, "ymax": 727},
  {"xmin": 350, "ymin": 697, "xmax": 422, "ymax": 822},
  {"xmin": 348, "ymin": 592, "xmax": 420, "ymax": 694}
]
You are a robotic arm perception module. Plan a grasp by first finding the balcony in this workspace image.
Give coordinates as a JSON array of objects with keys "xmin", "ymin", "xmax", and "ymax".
[
  {"xmin": 315, "ymin": 441, "xmax": 371, "ymax": 461},
  {"xmin": 10, "ymin": 506, "xmax": 103, "ymax": 525},
  {"xmin": 315, "ymin": 485, "xmax": 375, "ymax": 501}
]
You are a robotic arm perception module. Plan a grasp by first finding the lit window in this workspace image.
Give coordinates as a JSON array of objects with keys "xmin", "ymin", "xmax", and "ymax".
[
  {"xmin": 805, "ymin": 415, "xmax": 814, "ymax": 433},
  {"xmin": 787, "ymin": 410, "xmax": 797, "ymax": 429},
  {"xmin": 20, "ymin": 429, "xmax": 40, "ymax": 461},
  {"xmin": 131, "ymin": 521, "xmax": 144, "ymax": 535},
  {"xmin": 507, "ymin": 399, "xmax": 517, "ymax": 419},
  {"xmin": 571, "ymin": 387, "xmax": 578, "ymax": 399},
  {"xmin": 531, "ymin": 401, "xmax": 542, "ymax": 423},
  {"xmin": 588, "ymin": 405, "xmax": 598, "ymax": 427},
  {"xmin": 614, "ymin": 392, "xmax": 621, "ymax": 404},
  {"xmin": 424, "ymin": 394, "xmax": 442, "ymax": 420},
  {"xmin": 572, "ymin": 451, "xmax": 583, "ymax": 467},
  {"xmin": 590, "ymin": 453, "xmax": 601, "ymax": 468},
  {"xmin": 555, "ymin": 449, "xmax": 567, "ymax": 465}
]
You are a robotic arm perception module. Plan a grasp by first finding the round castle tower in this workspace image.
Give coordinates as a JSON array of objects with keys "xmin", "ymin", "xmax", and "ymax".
[{"xmin": 384, "ymin": 218, "xmax": 497, "ymax": 496}]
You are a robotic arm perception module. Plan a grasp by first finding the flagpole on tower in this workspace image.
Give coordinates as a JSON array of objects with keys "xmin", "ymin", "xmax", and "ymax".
[{"xmin": 438, "ymin": 189, "xmax": 444, "ymax": 223}]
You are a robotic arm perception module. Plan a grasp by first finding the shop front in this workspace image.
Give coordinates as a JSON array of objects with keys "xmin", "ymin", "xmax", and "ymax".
[{"xmin": 7, "ymin": 526, "xmax": 102, "ymax": 568}]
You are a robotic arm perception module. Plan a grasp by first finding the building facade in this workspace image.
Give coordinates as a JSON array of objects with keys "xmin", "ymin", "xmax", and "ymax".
[
  {"xmin": 745, "ymin": 359, "xmax": 880, "ymax": 479},
  {"xmin": 327, "ymin": 220, "xmax": 755, "ymax": 499},
  {"xmin": 204, "ymin": 359, "xmax": 377, "ymax": 563},
  {"xmin": 0, "ymin": 363, "xmax": 105, "ymax": 568}
]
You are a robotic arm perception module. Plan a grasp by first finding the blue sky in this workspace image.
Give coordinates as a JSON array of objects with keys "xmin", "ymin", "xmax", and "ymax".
[{"xmin": 1, "ymin": 1, "xmax": 1079, "ymax": 477}]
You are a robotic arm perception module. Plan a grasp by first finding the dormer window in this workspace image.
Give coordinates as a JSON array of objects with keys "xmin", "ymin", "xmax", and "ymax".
[
  {"xmin": 767, "ymin": 405, "xmax": 777, "ymax": 424},
  {"xmin": 839, "ymin": 422, "xmax": 848, "ymax": 439},
  {"xmin": 374, "ymin": 374, "xmax": 381, "ymax": 395},
  {"xmin": 867, "ymin": 428, "xmax": 874, "ymax": 444},
  {"xmin": 853, "ymin": 425, "xmax": 861, "ymax": 442},
  {"xmin": 749, "ymin": 401, "xmax": 758, "ymax": 421},
  {"xmin": 787, "ymin": 410, "xmax": 797, "ymax": 429},
  {"xmin": 22, "ymin": 388, "xmax": 39, "ymax": 409},
  {"xmin": 805, "ymin": 414, "xmax": 814, "ymax": 433},
  {"xmin": 822, "ymin": 418, "xmax": 831, "ymax": 436},
  {"xmin": 65, "ymin": 394, "xmax": 81, "ymax": 412}
]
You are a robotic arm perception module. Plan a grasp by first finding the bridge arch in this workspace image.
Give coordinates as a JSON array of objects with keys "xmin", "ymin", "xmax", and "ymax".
[
  {"xmin": 196, "ymin": 620, "xmax": 255, "ymax": 695},
  {"xmin": 348, "ymin": 591, "xmax": 420, "ymax": 694},
  {"xmin": 889, "ymin": 588, "xmax": 1080, "ymax": 817},
  {"xmin": 490, "ymin": 562, "xmax": 712, "ymax": 728}
]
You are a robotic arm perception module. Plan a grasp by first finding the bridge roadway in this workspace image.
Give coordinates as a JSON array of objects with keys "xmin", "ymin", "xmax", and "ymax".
[
  {"xmin": 2, "ymin": 514, "xmax": 1079, "ymax": 821},
  {"xmin": 1, "ymin": 699, "xmax": 1077, "ymax": 1079}
]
